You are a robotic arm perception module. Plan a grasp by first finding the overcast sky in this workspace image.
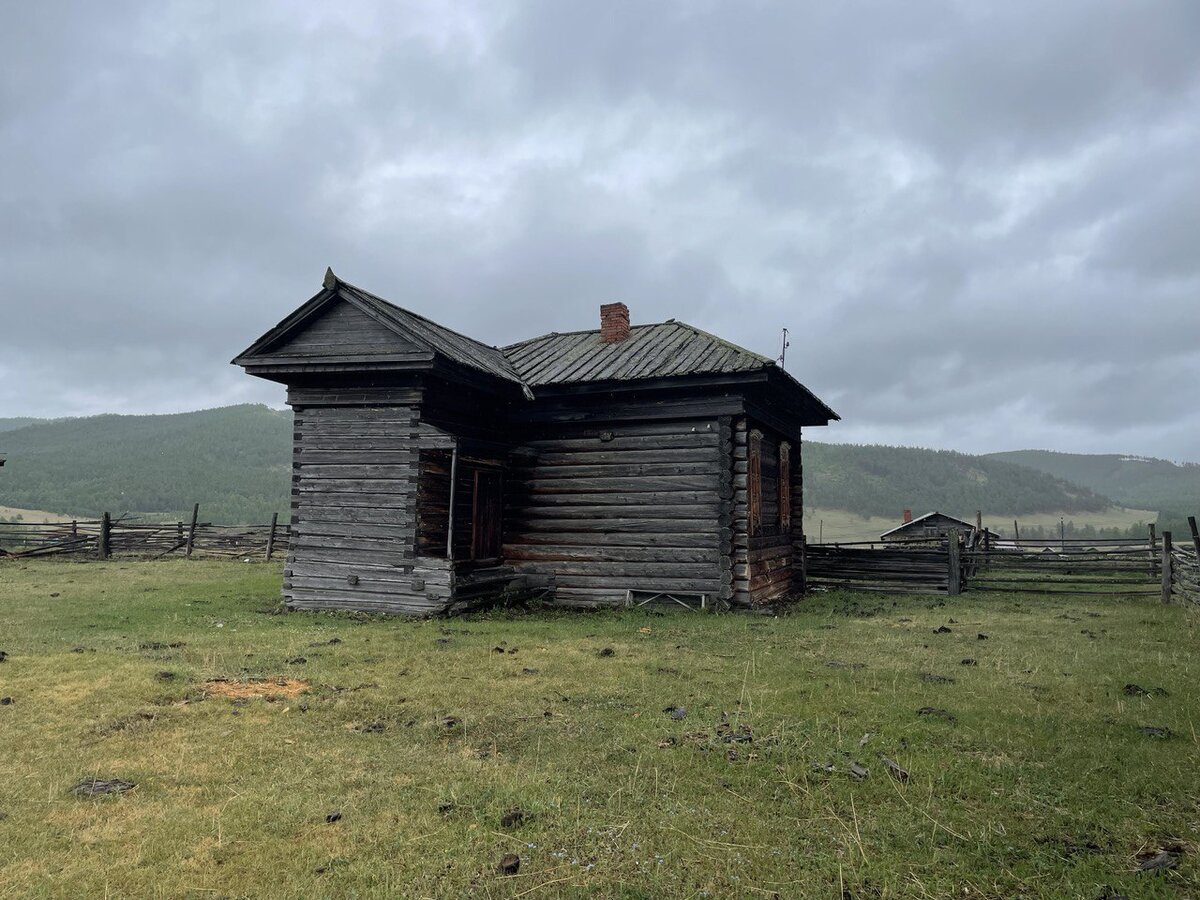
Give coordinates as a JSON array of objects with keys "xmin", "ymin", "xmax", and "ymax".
[{"xmin": 2, "ymin": 2, "xmax": 1198, "ymax": 459}]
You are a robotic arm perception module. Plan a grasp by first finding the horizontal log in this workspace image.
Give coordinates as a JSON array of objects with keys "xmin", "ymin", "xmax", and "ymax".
[{"xmin": 504, "ymin": 545, "xmax": 719, "ymax": 564}]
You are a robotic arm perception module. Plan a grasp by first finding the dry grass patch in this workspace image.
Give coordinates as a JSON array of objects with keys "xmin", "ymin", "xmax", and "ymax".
[{"xmin": 203, "ymin": 677, "xmax": 308, "ymax": 701}]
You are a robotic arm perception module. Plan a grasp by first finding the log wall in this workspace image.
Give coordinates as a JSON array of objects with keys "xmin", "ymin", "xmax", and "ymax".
[
  {"xmin": 286, "ymin": 400, "xmax": 458, "ymax": 615},
  {"xmin": 503, "ymin": 419, "xmax": 726, "ymax": 608},
  {"xmin": 731, "ymin": 417, "xmax": 799, "ymax": 606}
]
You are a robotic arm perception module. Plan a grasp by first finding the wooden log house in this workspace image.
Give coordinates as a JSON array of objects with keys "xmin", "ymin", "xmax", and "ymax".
[{"xmin": 234, "ymin": 269, "xmax": 838, "ymax": 615}]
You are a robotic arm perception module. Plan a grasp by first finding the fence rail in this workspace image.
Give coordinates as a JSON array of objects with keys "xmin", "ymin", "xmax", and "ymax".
[
  {"xmin": 0, "ymin": 509, "xmax": 287, "ymax": 561},
  {"xmin": 805, "ymin": 519, "xmax": 1200, "ymax": 603}
]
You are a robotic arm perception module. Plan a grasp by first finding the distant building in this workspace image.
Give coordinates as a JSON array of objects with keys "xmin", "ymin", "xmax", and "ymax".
[{"xmin": 880, "ymin": 510, "xmax": 996, "ymax": 543}]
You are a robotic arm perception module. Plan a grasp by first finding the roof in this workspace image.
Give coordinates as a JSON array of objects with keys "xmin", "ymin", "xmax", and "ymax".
[
  {"xmin": 234, "ymin": 270, "xmax": 530, "ymax": 394},
  {"xmin": 335, "ymin": 279, "xmax": 527, "ymax": 389},
  {"xmin": 880, "ymin": 511, "xmax": 993, "ymax": 539},
  {"xmin": 236, "ymin": 270, "xmax": 837, "ymax": 420},
  {"xmin": 504, "ymin": 320, "xmax": 774, "ymax": 385}
]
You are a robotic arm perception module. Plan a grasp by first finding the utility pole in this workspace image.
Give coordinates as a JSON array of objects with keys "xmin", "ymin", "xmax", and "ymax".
[{"xmin": 777, "ymin": 327, "xmax": 790, "ymax": 370}]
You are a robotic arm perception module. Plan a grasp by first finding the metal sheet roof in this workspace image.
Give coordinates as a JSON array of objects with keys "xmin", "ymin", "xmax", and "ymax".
[
  {"xmin": 502, "ymin": 321, "xmax": 774, "ymax": 386},
  {"xmin": 337, "ymin": 281, "xmax": 528, "ymax": 387}
]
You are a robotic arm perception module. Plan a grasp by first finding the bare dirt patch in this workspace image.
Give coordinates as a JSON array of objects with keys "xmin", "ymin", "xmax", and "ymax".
[{"xmin": 204, "ymin": 677, "xmax": 309, "ymax": 701}]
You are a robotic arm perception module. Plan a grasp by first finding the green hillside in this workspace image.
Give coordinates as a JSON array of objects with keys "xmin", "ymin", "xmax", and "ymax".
[
  {"xmin": 804, "ymin": 442, "xmax": 1112, "ymax": 519},
  {"xmin": 0, "ymin": 418, "xmax": 41, "ymax": 433},
  {"xmin": 3, "ymin": 405, "xmax": 1181, "ymax": 533},
  {"xmin": 0, "ymin": 405, "xmax": 291, "ymax": 523},
  {"xmin": 987, "ymin": 449, "xmax": 1200, "ymax": 532}
]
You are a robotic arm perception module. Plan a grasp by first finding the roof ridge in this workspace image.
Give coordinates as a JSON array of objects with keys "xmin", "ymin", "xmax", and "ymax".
[
  {"xmin": 337, "ymin": 279, "xmax": 511, "ymax": 358},
  {"xmin": 668, "ymin": 320, "xmax": 775, "ymax": 366},
  {"xmin": 501, "ymin": 320, "xmax": 674, "ymax": 351}
]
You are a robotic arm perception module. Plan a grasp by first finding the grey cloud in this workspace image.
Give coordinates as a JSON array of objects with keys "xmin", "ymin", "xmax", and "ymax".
[{"xmin": 1, "ymin": 0, "xmax": 1198, "ymax": 462}]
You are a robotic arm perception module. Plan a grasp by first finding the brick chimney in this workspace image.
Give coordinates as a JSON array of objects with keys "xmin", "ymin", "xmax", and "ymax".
[
  {"xmin": 600, "ymin": 302, "xmax": 630, "ymax": 343},
  {"xmin": 902, "ymin": 509, "xmax": 913, "ymax": 524}
]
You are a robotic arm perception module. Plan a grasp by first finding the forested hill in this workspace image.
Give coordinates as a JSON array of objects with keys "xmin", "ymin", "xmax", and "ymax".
[
  {"xmin": 0, "ymin": 404, "xmax": 1133, "ymax": 526},
  {"xmin": 0, "ymin": 405, "xmax": 291, "ymax": 523},
  {"xmin": 0, "ymin": 418, "xmax": 40, "ymax": 433},
  {"xmin": 987, "ymin": 450, "xmax": 1200, "ymax": 529},
  {"xmin": 804, "ymin": 442, "xmax": 1113, "ymax": 518}
]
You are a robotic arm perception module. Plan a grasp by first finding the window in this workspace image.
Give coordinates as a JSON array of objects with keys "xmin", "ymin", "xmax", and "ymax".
[
  {"xmin": 778, "ymin": 442, "xmax": 791, "ymax": 531},
  {"xmin": 471, "ymin": 469, "xmax": 503, "ymax": 560},
  {"xmin": 748, "ymin": 429, "xmax": 763, "ymax": 536}
]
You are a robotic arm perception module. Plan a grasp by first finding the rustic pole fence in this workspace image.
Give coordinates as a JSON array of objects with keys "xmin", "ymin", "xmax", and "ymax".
[
  {"xmin": 98, "ymin": 513, "xmax": 110, "ymax": 559},
  {"xmin": 265, "ymin": 512, "xmax": 279, "ymax": 562},
  {"xmin": 1161, "ymin": 531, "xmax": 1173, "ymax": 604},
  {"xmin": 947, "ymin": 536, "xmax": 961, "ymax": 596},
  {"xmin": 184, "ymin": 503, "xmax": 199, "ymax": 559}
]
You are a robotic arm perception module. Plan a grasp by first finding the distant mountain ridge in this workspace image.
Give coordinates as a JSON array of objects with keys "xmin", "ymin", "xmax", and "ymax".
[
  {"xmin": 0, "ymin": 418, "xmax": 41, "ymax": 434},
  {"xmin": 0, "ymin": 404, "xmax": 1191, "ymax": 529},
  {"xmin": 986, "ymin": 449, "xmax": 1200, "ymax": 531},
  {"xmin": 0, "ymin": 405, "xmax": 291, "ymax": 523},
  {"xmin": 804, "ymin": 442, "xmax": 1113, "ymax": 520}
]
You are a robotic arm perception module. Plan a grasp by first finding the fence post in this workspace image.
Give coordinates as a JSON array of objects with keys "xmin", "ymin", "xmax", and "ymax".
[
  {"xmin": 947, "ymin": 536, "xmax": 961, "ymax": 596},
  {"xmin": 98, "ymin": 512, "xmax": 110, "ymax": 560},
  {"xmin": 1161, "ymin": 531, "xmax": 1173, "ymax": 604},
  {"xmin": 185, "ymin": 503, "xmax": 199, "ymax": 559},
  {"xmin": 1149, "ymin": 524, "xmax": 1158, "ymax": 578},
  {"xmin": 1188, "ymin": 516, "xmax": 1200, "ymax": 561},
  {"xmin": 265, "ymin": 512, "xmax": 279, "ymax": 562},
  {"xmin": 798, "ymin": 533, "xmax": 807, "ymax": 595}
]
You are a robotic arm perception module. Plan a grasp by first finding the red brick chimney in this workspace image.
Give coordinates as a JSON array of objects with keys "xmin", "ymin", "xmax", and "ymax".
[
  {"xmin": 600, "ymin": 302, "xmax": 630, "ymax": 343},
  {"xmin": 902, "ymin": 509, "xmax": 913, "ymax": 524}
]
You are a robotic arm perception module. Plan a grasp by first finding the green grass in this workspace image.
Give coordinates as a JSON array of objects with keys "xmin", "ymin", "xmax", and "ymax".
[{"xmin": 0, "ymin": 561, "xmax": 1197, "ymax": 898}]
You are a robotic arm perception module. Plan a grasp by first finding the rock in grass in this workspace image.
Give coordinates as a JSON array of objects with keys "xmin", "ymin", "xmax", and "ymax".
[
  {"xmin": 977, "ymin": 633, "xmax": 989, "ymax": 641},
  {"xmin": 1137, "ymin": 847, "xmax": 1181, "ymax": 873},
  {"xmin": 933, "ymin": 625, "xmax": 952, "ymax": 634},
  {"xmin": 1137, "ymin": 726, "xmax": 1171, "ymax": 738},
  {"xmin": 0, "ymin": 697, "xmax": 12, "ymax": 706},
  {"xmin": 324, "ymin": 810, "xmax": 342, "ymax": 824},
  {"xmin": 71, "ymin": 778, "xmax": 136, "ymax": 797},
  {"xmin": 919, "ymin": 672, "xmax": 955, "ymax": 684},
  {"xmin": 917, "ymin": 706, "xmax": 956, "ymax": 723},
  {"xmin": 497, "ymin": 853, "xmax": 520, "ymax": 875},
  {"xmin": 500, "ymin": 807, "xmax": 527, "ymax": 828},
  {"xmin": 961, "ymin": 658, "xmax": 978, "ymax": 666},
  {"xmin": 0, "ymin": 650, "xmax": 7, "ymax": 662},
  {"xmin": 598, "ymin": 647, "xmax": 615, "ymax": 657},
  {"xmin": 663, "ymin": 705, "xmax": 687, "ymax": 720},
  {"xmin": 1124, "ymin": 684, "xmax": 1168, "ymax": 697},
  {"xmin": 154, "ymin": 671, "xmax": 176, "ymax": 682},
  {"xmin": 881, "ymin": 757, "xmax": 910, "ymax": 782}
]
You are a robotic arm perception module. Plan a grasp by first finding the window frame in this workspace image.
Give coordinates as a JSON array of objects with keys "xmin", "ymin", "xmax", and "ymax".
[
  {"xmin": 748, "ymin": 429, "xmax": 763, "ymax": 536},
  {"xmin": 778, "ymin": 441, "xmax": 792, "ymax": 531}
]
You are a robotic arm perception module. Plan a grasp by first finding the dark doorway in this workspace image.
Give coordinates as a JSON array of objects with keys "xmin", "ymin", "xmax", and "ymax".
[{"xmin": 471, "ymin": 469, "xmax": 503, "ymax": 560}]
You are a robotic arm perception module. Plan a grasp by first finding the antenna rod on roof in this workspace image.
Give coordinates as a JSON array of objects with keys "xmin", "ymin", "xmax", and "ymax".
[{"xmin": 777, "ymin": 327, "xmax": 790, "ymax": 370}]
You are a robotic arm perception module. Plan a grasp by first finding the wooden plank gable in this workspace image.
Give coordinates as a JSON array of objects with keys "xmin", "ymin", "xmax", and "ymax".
[{"xmin": 249, "ymin": 297, "xmax": 427, "ymax": 364}]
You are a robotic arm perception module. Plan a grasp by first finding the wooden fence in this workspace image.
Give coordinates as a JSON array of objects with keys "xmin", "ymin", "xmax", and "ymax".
[
  {"xmin": 805, "ymin": 542, "xmax": 955, "ymax": 595},
  {"xmin": 0, "ymin": 507, "xmax": 287, "ymax": 561},
  {"xmin": 806, "ymin": 518, "xmax": 1200, "ymax": 604}
]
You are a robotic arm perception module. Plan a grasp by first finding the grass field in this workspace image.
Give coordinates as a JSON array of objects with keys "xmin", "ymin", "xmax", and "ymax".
[
  {"xmin": 808, "ymin": 507, "xmax": 1158, "ymax": 543},
  {"xmin": 0, "ymin": 561, "xmax": 1196, "ymax": 898},
  {"xmin": 0, "ymin": 505, "xmax": 77, "ymax": 523}
]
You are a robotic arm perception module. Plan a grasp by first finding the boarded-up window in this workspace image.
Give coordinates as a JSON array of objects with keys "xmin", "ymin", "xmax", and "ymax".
[
  {"xmin": 471, "ymin": 469, "xmax": 503, "ymax": 560},
  {"xmin": 748, "ymin": 429, "xmax": 763, "ymax": 536},
  {"xmin": 778, "ymin": 442, "xmax": 791, "ymax": 531}
]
